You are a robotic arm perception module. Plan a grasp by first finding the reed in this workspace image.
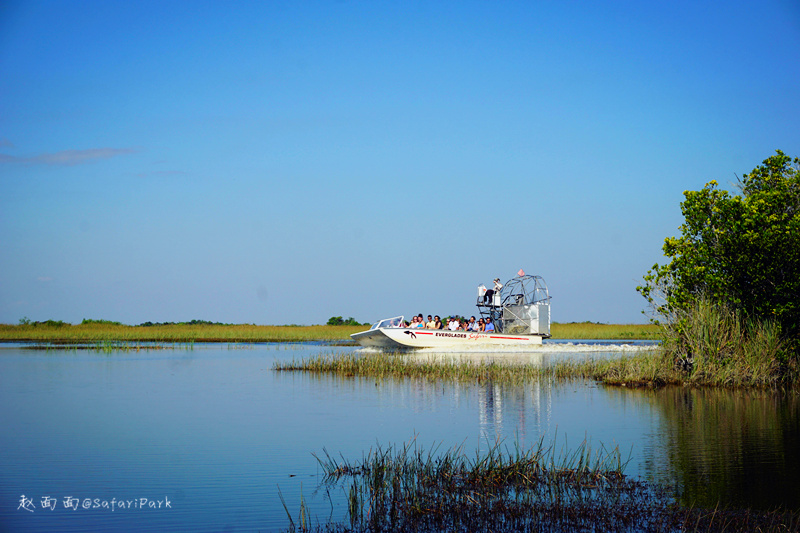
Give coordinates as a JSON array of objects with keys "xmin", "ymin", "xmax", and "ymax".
[{"xmin": 285, "ymin": 437, "xmax": 797, "ymax": 532}]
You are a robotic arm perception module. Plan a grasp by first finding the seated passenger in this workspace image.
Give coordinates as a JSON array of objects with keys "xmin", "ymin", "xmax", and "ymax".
[
  {"xmin": 434, "ymin": 316, "xmax": 443, "ymax": 329},
  {"xmin": 467, "ymin": 316, "xmax": 476, "ymax": 331},
  {"xmin": 426, "ymin": 315, "xmax": 435, "ymax": 329},
  {"xmin": 448, "ymin": 317, "xmax": 459, "ymax": 331},
  {"xmin": 484, "ymin": 318, "xmax": 495, "ymax": 332},
  {"xmin": 476, "ymin": 318, "xmax": 485, "ymax": 332}
]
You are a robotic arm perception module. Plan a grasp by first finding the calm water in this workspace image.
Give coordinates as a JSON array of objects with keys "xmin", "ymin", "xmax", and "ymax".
[{"xmin": 0, "ymin": 343, "xmax": 798, "ymax": 532}]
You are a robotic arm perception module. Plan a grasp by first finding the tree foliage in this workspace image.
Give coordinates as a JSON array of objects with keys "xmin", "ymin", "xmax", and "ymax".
[
  {"xmin": 638, "ymin": 150, "xmax": 800, "ymax": 348},
  {"xmin": 326, "ymin": 316, "xmax": 365, "ymax": 326}
]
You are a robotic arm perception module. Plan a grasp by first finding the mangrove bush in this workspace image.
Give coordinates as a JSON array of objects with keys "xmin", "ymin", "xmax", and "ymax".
[{"xmin": 638, "ymin": 151, "xmax": 800, "ymax": 377}]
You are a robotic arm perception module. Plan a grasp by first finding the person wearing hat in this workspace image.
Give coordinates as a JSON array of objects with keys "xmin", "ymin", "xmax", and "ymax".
[{"xmin": 483, "ymin": 277, "xmax": 503, "ymax": 305}]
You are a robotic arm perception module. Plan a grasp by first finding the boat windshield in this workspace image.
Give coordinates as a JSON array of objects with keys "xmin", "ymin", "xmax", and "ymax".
[{"xmin": 374, "ymin": 316, "xmax": 404, "ymax": 329}]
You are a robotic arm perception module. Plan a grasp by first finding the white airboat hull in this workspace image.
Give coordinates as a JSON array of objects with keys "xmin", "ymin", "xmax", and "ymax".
[{"xmin": 351, "ymin": 327, "xmax": 546, "ymax": 350}]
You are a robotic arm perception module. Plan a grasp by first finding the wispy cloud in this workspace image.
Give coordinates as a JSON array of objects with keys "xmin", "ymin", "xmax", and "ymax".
[{"xmin": 0, "ymin": 147, "xmax": 138, "ymax": 166}]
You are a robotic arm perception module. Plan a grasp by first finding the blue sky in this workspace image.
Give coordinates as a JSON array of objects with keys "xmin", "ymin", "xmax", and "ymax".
[{"xmin": 1, "ymin": 0, "xmax": 799, "ymax": 326}]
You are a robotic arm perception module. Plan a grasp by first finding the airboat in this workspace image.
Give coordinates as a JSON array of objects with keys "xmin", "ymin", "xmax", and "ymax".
[{"xmin": 351, "ymin": 272, "xmax": 552, "ymax": 350}]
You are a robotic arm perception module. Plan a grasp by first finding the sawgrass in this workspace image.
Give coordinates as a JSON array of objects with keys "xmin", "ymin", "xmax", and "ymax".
[
  {"xmin": 273, "ymin": 351, "xmax": 595, "ymax": 383},
  {"xmin": 275, "ymin": 348, "xmax": 800, "ymax": 389},
  {"xmin": 0, "ymin": 322, "xmax": 656, "ymax": 344},
  {"xmin": 657, "ymin": 298, "xmax": 798, "ymax": 387},
  {"xmin": 284, "ymin": 437, "xmax": 799, "ymax": 533},
  {"xmin": 0, "ymin": 323, "xmax": 365, "ymax": 343},
  {"xmin": 550, "ymin": 321, "xmax": 659, "ymax": 340}
]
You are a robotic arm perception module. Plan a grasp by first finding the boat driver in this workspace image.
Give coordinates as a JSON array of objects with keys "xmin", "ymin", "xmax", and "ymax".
[{"xmin": 483, "ymin": 278, "xmax": 503, "ymax": 305}]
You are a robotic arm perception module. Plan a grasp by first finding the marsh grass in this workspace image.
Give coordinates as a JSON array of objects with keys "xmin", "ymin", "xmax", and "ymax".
[
  {"xmin": 0, "ymin": 323, "xmax": 365, "ymax": 344},
  {"xmin": 551, "ymin": 322, "xmax": 659, "ymax": 340},
  {"xmin": 275, "ymin": 345, "xmax": 800, "ymax": 389},
  {"xmin": 0, "ymin": 322, "xmax": 657, "ymax": 344},
  {"xmin": 273, "ymin": 351, "xmax": 594, "ymax": 383},
  {"xmin": 657, "ymin": 299, "xmax": 799, "ymax": 387},
  {"xmin": 285, "ymin": 438, "xmax": 798, "ymax": 532}
]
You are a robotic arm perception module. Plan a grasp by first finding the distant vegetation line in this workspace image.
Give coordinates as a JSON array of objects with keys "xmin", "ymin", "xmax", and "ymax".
[{"xmin": 0, "ymin": 320, "xmax": 657, "ymax": 343}]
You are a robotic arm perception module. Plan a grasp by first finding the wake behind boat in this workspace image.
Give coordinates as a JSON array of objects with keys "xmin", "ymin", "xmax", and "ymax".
[{"xmin": 351, "ymin": 272, "xmax": 551, "ymax": 350}]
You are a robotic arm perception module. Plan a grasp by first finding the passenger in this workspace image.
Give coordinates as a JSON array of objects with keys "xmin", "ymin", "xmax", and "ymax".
[
  {"xmin": 476, "ymin": 318, "xmax": 485, "ymax": 332},
  {"xmin": 448, "ymin": 317, "xmax": 459, "ymax": 331},
  {"xmin": 426, "ymin": 315, "xmax": 435, "ymax": 329},
  {"xmin": 485, "ymin": 317, "xmax": 495, "ymax": 332},
  {"xmin": 434, "ymin": 315, "xmax": 443, "ymax": 329},
  {"xmin": 467, "ymin": 316, "xmax": 476, "ymax": 331}
]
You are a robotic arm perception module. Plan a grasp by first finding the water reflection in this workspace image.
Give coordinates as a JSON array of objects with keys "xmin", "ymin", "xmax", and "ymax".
[
  {"xmin": 467, "ymin": 375, "xmax": 800, "ymax": 511},
  {"xmin": 1, "ymin": 343, "xmax": 797, "ymax": 533},
  {"xmin": 641, "ymin": 387, "xmax": 800, "ymax": 510},
  {"xmin": 478, "ymin": 380, "xmax": 552, "ymax": 447}
]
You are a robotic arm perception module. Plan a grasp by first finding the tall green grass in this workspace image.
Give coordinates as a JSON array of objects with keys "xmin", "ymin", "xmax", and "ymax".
[
  {"xmin": 0, "ymin": 322, "xmax": 657, "ymax": 344},
  {"xmin": 658, "ymin": 298, "xmax": 798, "ymax": 387},
  {"xmin": 0, "ymin": 323, "xmax": 365, "ymax": 343},
  {"xmin": 273, "ymin": 351, "xmax": 597, "ymax": 383},
  {"xmin": 275, "ymin": 346, "xmax": 800, "ymax": 389},
  {"xmin": 283, "ymin": 437, "xmax": 798, "ymax": 532},
  {"xmin": 551, "ymin": 322, "xmax": 659, "ymax": 340},
  {"xmin": 312, "ymin": 437, "xmax": 639, "ymax": 532}
]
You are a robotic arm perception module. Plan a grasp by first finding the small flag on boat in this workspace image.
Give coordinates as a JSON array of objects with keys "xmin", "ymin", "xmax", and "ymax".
[{"xmin": 518, "ymin": 269, "xmax": 525, "ymax": 276}]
